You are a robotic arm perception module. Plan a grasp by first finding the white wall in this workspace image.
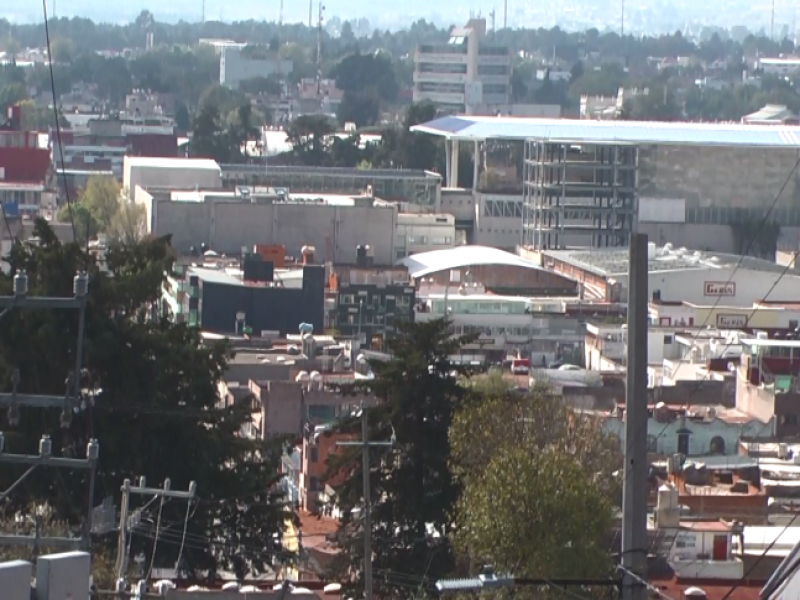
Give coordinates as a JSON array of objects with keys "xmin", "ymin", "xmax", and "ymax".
[
  {"xmin": 124, "ymin": 158, "xmax": 222, "ymax": 194},
  {"xmin": 642, "ymin": 267, "xmax": 800, "ymax": 307}
]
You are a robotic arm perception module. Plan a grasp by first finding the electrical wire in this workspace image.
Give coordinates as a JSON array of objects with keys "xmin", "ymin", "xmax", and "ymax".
[
  {"xmin": 718, "ymin": 511, "xmax": 800, "ymax": 600},
  {"xmin": 145, "ymin": 493, "xmax": 166, "ymax": 581},
  {"xmin": 41, "ymin": 0, "xmax": 76, "ymax": 242},
  {"xmin": 0, "ymin": 203, "xmax": 14, "ymax": 246},
  {"xmin": 174, "ymin": 499, "xmax": 194, "ymax": 575},
  {"xmin": 622, "ymin": 156, "xmax": 800, "ymax": 467}
]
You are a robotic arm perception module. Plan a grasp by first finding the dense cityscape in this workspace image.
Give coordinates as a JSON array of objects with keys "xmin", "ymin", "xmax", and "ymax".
[{"xmin": 2, "ymin": 4, "xmax": 800, "ymax": 600}]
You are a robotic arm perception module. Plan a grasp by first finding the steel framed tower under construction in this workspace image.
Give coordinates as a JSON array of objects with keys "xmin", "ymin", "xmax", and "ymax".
[{"xmin": 522, "ymin": 140, "xmax": 638, "ymax": 250}]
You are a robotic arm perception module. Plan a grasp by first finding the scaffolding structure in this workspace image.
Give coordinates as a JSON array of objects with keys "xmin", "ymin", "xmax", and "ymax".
[{"xmin": 523, "ymin": 140, "xmax": 638, "ymax": 250}]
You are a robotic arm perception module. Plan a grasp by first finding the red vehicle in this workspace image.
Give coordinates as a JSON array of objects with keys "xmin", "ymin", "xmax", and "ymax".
[{"xmin": 510, "ymin": 358, "xmax": 530, "ymax": 375}]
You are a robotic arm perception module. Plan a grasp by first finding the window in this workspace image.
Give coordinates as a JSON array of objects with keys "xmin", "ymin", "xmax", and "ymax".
[
  {"xmin": 646, "ymin": 435, "xmax": 658, "ymax": 452},
  {"xmin": 784, "ymin": 414, "xmax": 799, "ymax": 425},
  {"xmin": 791, "ymin": 320, "xmax": 799, "ymax": 330},
  {"xmin": 408, "ymin": 235, "xmax": 428, "ymax": 245},
  {"xmin": 341, "ymin": 294, "xmax": 355, "ymax": 305},
  {"xmin": 432, "ymin": 236, "xmax": 453, "ymax": 245},
  {"xmin": 664, "ymin": 335, "xmax": 674, "ymax": 344},
  {"xmin": 310, "ymin": 447, "xmax": 319, "ymax": 463},
  {"xmin": 309, "ymin": 476, "xmax": 319, "ymax": 492}
]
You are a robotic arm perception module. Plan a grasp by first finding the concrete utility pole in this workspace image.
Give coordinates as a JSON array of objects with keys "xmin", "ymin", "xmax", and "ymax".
[
  {"xmin": 621, "ymin": 233, "xmax": 648, "ymax": 600},
  {"xmin": 621, "ymin": 0, "xmax": 625, "ymax": 36},
  {"xmin": 337, "ymin": 404, "xmax": 394, "ymax": 600},
  {"xmin": 114, "ymin": 477, "xmax": 197, "ymax": 586},
  {"xmin": 771, "ymin": 0, "xmax": 776, "ymax": 41},
  {"xmin": 0, "ymin": 270, "xmax": 95, "ymax": 552},
  {"xmin": 503, "ymin": 0, "xmax": 507, "ymax": 29},
  {"xmin": 0, "ymin": 434, "xmax": 98, "ymax": 551}
]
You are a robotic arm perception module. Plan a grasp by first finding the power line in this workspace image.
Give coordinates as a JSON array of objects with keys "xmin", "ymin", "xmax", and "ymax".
[
  {"xmin": 623, "ymin": 157, "xmax": 800, "ymax": 462},
  {"xmin": 41, "ymin": 0, "xmax": 76, "ymax": 242}
]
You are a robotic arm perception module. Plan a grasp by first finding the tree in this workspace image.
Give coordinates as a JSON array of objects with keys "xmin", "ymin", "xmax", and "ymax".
[
  {"xmin": 174, "ymin": 101, "xmax": 191, "ymax": 131},
  {"xmin": 57, "ymin": 202, "xmax": 99, "ymax": 244},
  {"xmin": 80, "ymin": 175, "xmax": 121, "ymax": 231},
  {"xmin": 449, "ymin": 374, "xmax": 621, "ymax": 578},
  {"xmin": 239, "ymin": 76, "xmax": 282, "ymax": 96},
  {"xmin": 286, "ymin": 114, "xmax": 335, "ymax": 166},
  {"xmin": 108, "ymin": 200, "xmax": 147, "ymax": 244},
  {"xmin": 329, "ymin": 51, "xmax": 399, "ymax": 103},
  {"xmin": 50, "ymin": 37, "xmax": 75, "ymax": 64},
  {"xmin": 191, "ymin": 104, "xmax": 230, "ymax": 162},
  {"xmin": 0, "ymin": 82, "xmax": 28, "ymax": 108},
  {"xmin": 18, "ymin": 99, "xmax": 69, "ymax": 132},
  {"xmin": 336, "ymin": 88, "xmax": 380, "ymax": 128},
  {"xmin": 0, "ymin": 219, "xmax": 293, "ymax": 578},
  {"xmin": 199, "ymin": 84, "xmax": 247, "ymax": 115},
  {"xmin": 330, "ymin": 319, "xmax": 477, "ymax": 598}
]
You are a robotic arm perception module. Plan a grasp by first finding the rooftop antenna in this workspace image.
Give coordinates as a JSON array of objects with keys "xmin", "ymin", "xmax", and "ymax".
[
  {"xmin": 490, "ymin": 8, "xmax": 496, "ymax": 37},
  {"xmin": 317, "ymin": 2, "xmax": 325, "ymax": 111},
  {"xmin": 503, "ymin": 0, "xmax": 507, "ymax": 29},
  {"xmin": 771, "ymin": 0, "xmax": 775, "ymax": 41}
]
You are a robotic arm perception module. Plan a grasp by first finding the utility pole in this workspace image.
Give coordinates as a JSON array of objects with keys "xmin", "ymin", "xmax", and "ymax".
[
  {"xmin": 503, "ymin": 0, "xmax": 507, "ymax": 29},
  {"xmin": 317, "ymin": 1, "xmax": 325, "ymax": 111},
  {"xmin": 114, "ymin": 477, "xmax": 197, "ymax": 586},
  {"xmin": 308, "ymin": 0, "xmax": 313, "ymax": 29},
  {"xmin": 621, "ymin": 0, "xmax": 625, "ymax": 36},
  {"xmin": 0, "ymin": 434, "xmax": 98, "ymax": 551},
  {"xmin": 337, "ymin": 404, "xmax": 394, "ymax": 600},
  {"xmin": 0, "ymin": 270, "xmax": 95, "ymax": 553},
  {"xmin": 621, "ymin": 233, "xmax": 648, "ymax": 600},
  {"xmin": 202, "ymin": 0, "xmax": 205, "ymax": 23},
  {"xmin": 490, "ymin": 8, "xmax": 496, "ymax": 38}
]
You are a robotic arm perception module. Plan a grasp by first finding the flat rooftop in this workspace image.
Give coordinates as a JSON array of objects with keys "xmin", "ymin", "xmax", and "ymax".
[
  {"xmin": 544, "ymin": 246, "xmax": 787, "ymax": 277},
  {"xmin": 411, "ymin": 115, "xmax": 800, "ymax": 147},
  {"xmin": 220, "ymin": 164, "xmax": 441, "ymax": 180},
  {"xmin": 125, "ymin": 156, "xmax": 220, "ymax": 170}
]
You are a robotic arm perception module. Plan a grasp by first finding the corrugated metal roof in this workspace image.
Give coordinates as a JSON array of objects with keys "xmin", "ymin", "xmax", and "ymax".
[
  {"xmin": 399, "ymin": 245, "xmax": 544, "ymax": 277},
  {"xmin": 411, "ymin": 116, "xmax": 800, "ymax": 147}
]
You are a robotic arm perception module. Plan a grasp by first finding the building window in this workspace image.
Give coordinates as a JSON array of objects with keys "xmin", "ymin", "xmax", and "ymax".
[
  {"xmin": 341, "ymin": 294, "xmax": 356, "ymax": 305},
  {"xmin": 664, "ymin": 335, "xmax": 674, "ymax": 344},
  {"xmin": 785, "ymin": 414, "xmax": 799, "ymax": 425},
  {"xmin": 432, "ymin": 237, "xmax": 452, "ymax": 245},
  {"xmin": 310, "ymin": 447, "xmax": 319, "ymax": 463},
  {"xmin": 646, "ymin": 435, "xmax": 658, "ymax": 452},
  {"xmin": 408, "ymin": 235, "xmax": 428, "ymax": 245},
  {"xmin": 309, "ymin": 476, "xmax": 319, "ymax": 492}
]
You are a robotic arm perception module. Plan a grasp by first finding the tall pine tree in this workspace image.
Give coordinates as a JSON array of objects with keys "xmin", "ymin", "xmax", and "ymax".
[{"xmin": 330, "ymin": 318, "xmax": 476, "ymax": 598}]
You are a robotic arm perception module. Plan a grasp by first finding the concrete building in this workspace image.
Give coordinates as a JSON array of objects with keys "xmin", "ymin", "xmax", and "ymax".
[
  {"xmin": 329, "ymin": 260, "xmax": 415, "ymax": 348},
  {"xmin": 412, "ymin": 18, "xmax": 511, "ymax": 114},
  {"xmin": 136, "ymin": 186, "xmax": 399, "ymax": 263},
  {"xmin": 220, "ymin": 45, "xmax": 293, "ymax": 88},
  {"xmin": 219, "ymin": 164, "xmax": 442, "ymax": 209},
  {"xmin": 400, "ymin": 245, "xmax": 578, "ymax": 296},
  {"xmin": 757, "ymin": 57, "xmax": 800, "ymax": 77},
  {"xmin": 411, "ymin": 116, "xmax": 800, "ymax": 254},
  {"xmin": 168, "ymin": 263, "xmax": 325, "ymax": 336},
  {"xmin": 395, "ymin": 213, "xmax": 457, "ymax": 259},
  {"xmin": 535, "ymin": 243, "xmax": 800, "ymax": 306},
  {"xmin": 604, "ymin": 402, "xmax": 773, "ymax": 456},
  {"xmin": 415, "ymin": 291, "xmax": 582, "ymax": 362},
  {"xmin": 124, "ymin": 156, "xmax": 221, "ymax": 193}
]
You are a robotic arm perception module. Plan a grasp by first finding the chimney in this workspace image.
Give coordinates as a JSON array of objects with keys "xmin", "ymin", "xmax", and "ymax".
[{"xmin": 301, "ymin": 245, "xmax": 316, "ymax": 265}]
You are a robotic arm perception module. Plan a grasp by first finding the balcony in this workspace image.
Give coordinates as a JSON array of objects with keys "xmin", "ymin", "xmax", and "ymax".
[{"xmin": 670, "ymin": 557, "xmax": 743, "ymax": 580}]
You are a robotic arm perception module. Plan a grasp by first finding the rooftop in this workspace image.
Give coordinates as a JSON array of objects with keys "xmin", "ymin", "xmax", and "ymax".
[
  {"xmin": 399, "ymin": 245, "xmax": 547, "ymax": 278},
  {"xmin": 410, "ymin": 115, "xmax": 800, "ymax": 147},
  {"xmin": 543, "ymin": 246, "xmax": 787, "ymax": 277},
  {"xmin": 220, "ymin": 164, "xmax": 441, "ymax": 180},
  {"xmin": 125, "ymin": 156, "xmax": 221, "ymax": 170}
]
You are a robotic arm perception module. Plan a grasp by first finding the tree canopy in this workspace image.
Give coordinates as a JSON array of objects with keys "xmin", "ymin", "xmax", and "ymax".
[{"xmin": 0, "ymin": 220, "xmax": 292, "ymax": 579}]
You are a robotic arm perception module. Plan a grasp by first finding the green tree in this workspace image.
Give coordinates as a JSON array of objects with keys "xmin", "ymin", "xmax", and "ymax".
[
  {"xmin": 0, "ymin": 219, "xmax": 293, "ymax": 578},
  {"xmin": 50, "ymin": 37, "xmax": 75, "ymax": 64},
  {"xmin": 174, "ymin": 101, "xmax": 191, "ymax": 131},
  {"xmin": 80, "ymin": 175, "xmax": 121, "ymax": 231},
  {"xmin": 108, "ymin": 200, "xmax": 147, "ymax": 244},
  {"xmin": 450, "ymin": 374, "xmax": 621, "ymax": 578},
  {"xmin": 329, "ymin": 51, "xmax": 399, "ymax": 103},
  {"xmin": 57, "ymin": 202, "xmax": 100, "ymax": 244},
  {"xmin": 0, "ymin": 82, "xmax": 28, "ymax": 108},
  {"xmin": 286, "ymin": 114, "xmax": 336, "ymax": 166},
  {"xmin": 336, "ymin": 88, "xmax": 380, "ymax": 128},
  {"xmin": 238, "ymin": 76, "xmax": 282, "ymax": 96},
  {"xmin": 330, "ymin": 319, "xmax": 477, "ymax": 598},
  {"xmin": 191, "ymin": 104, "xmax": 231, "ymax": 162},
  {"xmin": 199, "ymin": 84, "xmax": 247, "ymax": 115}
]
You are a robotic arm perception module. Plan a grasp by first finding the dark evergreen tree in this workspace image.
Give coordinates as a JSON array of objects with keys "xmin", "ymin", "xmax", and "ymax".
[
  {"xmin": 330, "ymin": 318, "xmax": 476, "ymax": 599},
  {"xmin": 0, "ymin": 220, "xmax": 292, "ymax": 580}
]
